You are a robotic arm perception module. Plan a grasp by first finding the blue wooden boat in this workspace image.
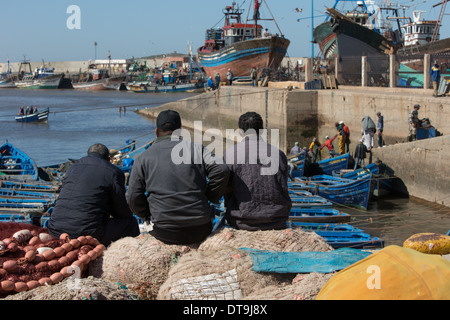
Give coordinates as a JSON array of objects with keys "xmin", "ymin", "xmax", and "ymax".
[
  {"xmin": 0, "ymin": 179, "xmax": 60, "ymax": 193},
  {"xmin": 299, "ymin": 174, "xmax": 373, "ymax": 210},
  {"xmin": 313, "ymin": 153, "xmax": 350, "ymax": 176},
  {"xmin": 0, "ymin": 187, "xmax": 57, "ymax": 200},
  {"xmin": 289, "ymin": 207, "xmax": 351, "ymax": 223},
  {"xmin": 0, "ymin": 142, "xmax": 39, "ymax": 180},
  {"xmin": 291, "ymin": 153, "xmax": 350, "ymax": 177},
  {"xmin": 288, "ymin": 221, "xmax": 363, "ymax": 232},
  {"xmin": 288, "ymin": 221, "xmax": 384, "ymax": 248},
  {"xmin": 336, "ymin": 161, "xmax": 395, "ymax": 199},
  {"xmin": 15, "ymin": 108, "xmax": 49, "ymax": 123},
  {"xmin": 290, "ymin": 195, "xmax": 333, "ymax": 208},
  {"xmin": 0, "ymin": 213, "xmax": 33, "ymax": 224},
  {"xmin": 0, "ymin": 202, "xmax": 45, "ymax": 212}
]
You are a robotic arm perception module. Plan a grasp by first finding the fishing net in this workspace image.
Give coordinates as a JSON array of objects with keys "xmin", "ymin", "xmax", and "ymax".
[
  {"xmin": 3, "ymin": 276, "xmax": 140, "ymax": 300},
  {"xmin": 157, "ymin": 247, "xmax": 296, "ymax": 300},
  {"xmin": 198, "ymin": 227, "xmax": 333, "ymax": 253},
  {"xmin": 243, "ymin": 272, "xmax": 335, "ymax": 300},
  {"xmin": 88, "ymin": 233, "xmax": 196, "ymax": 300},
  {"xmin": 0, "ymin": 222, "xmax": 104, "ymax": 298}
]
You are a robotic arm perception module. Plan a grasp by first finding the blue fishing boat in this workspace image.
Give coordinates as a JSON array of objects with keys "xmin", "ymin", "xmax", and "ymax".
[
  {"xmin": 336, "ymin": 161, "xmax": 395, "ymax": 198},
  {"xmin": 289, "ymin": 221, "xmax": 363, "ymax": 232},
  {"xmin": 0, "ymin": 179, "xmax": 60, "ymax": 193},
  {"xmin": 0, "ymin": 213, "xmax": 33, "ymax": 224},
  {"xmin": 288, "ymin": 221, "xmax": 384, "ymax": 249},
  {"xmin": 15, "ymin": 108, "xmax": 50, "ymax": 123},
  {"xmin": 0, "ymin": 187, "xmax": 57, "ymax": 201},
  {"xmin": 311, "ymin": 153, "xmax": 350, "ymax": 176},
  {"xmin": 299, "ymin": 174, "xmax": 373, "ymax": 210},
  {"xmin": 0, "ymin": 142, "xmax": 39, "ymax": 180},
  {"xmin": 289, "ymin": 207, "xmax": 351, "ymax": 223},
  {"xmin": 290, "ymin": 195, "xmax": 333, "ymax": 208},
  {"xmin": 292, "ymin": 153, "xmax": 350, "ymax": 177}
]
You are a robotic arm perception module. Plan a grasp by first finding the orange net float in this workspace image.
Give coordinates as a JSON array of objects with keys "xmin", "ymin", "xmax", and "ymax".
[{"xmin": 0, "ymin": 223, "xmax": 104, "ymax": 297}]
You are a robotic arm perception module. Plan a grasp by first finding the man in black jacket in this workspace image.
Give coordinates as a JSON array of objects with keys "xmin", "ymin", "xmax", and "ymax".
[
  {"xmin": 126, "ymin": 110, "xmax": 229, "ymax": 245},
  {"xmin": 48, "ymin": 143, "xmax": 140, "ymax": 246}
]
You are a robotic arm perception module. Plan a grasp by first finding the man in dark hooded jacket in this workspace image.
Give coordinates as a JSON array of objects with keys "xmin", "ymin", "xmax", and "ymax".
[{"xmin": 48, "ymin": 143, "xmax": 140, "ymax": 246}]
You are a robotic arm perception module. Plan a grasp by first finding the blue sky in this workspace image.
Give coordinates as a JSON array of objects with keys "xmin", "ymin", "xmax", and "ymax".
[{"xmin": 0, "ymin": 0, "xmax": 447, "ymax": 62}]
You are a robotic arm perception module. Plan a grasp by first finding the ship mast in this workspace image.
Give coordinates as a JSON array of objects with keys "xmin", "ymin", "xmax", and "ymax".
[{"xmin": 432, "ymin": 0, "xmax": 448, "ymax": 41}]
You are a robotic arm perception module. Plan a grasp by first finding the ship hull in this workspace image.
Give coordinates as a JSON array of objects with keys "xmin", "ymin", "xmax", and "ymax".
[
  {"xmin": 198, "ymin": 36, "xmax": 290, "ymax": 80},
  {"xmin": 15, "ymin": 74, "xmax": 62, "ymax": 89}
]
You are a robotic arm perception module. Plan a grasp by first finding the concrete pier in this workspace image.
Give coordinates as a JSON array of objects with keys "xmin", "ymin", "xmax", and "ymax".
[{"xmin": 136, "ymin": 84, "xmax": 450, "ymax": 207}]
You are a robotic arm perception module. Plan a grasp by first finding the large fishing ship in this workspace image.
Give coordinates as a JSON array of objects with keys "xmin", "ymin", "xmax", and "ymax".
[
  {"xmin": 197, "ymin": 1, "xmax": 290, "ymax": 81},
  {"xmin": 313, "ymin": 0, "xmax": 449, "ymax": 85}
]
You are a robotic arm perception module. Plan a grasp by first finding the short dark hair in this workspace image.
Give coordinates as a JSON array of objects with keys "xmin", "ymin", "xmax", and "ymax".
[
  {"xmin": 238, "ymin": 112, "xmax": 263, "ymax": 133},
  {"xmin": 87, "ymin": 143, "xmax": 110, "ymax": 160}
]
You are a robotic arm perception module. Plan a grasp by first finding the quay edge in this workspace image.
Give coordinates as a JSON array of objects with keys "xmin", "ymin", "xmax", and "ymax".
[{"xmin": 136, "ymin": 84, "xmax": 450, "ymax": 207}]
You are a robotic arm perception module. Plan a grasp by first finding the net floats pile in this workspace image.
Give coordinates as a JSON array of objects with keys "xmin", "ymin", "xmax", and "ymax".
[{"xmin": 0, "ymin": 229, "xmax": 105, "ymax": 295}]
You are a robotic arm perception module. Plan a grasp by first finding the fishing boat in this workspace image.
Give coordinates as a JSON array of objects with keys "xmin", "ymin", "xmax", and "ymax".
[
  {"xmin": 128, "ymin": 82, "xmax": 204, "ymax": 93},
  {"xmin": 0, "ymin": 73, "xmax": 15, "ymax": 88},
  {"xmin": 15, "ymin": 61, "xmax": 63, "ymax": 89},
  {"xmin": 297, "ymin": 153, "xmax": 350, "ymax": 177},
  {"xmin": 72, "ymin": 69, "xmax": 125, "ymax": 91},
  {"xmin": 0, "ymin": 212, "xmax": 33, "ymax": 224},
  {"xmin": 289, "ymin": 207, "xmax": 351, "ymax": 223},
  {"xmin": 0, "ymin": 142, "xmax": 39, "ymax": 180},
  {"xmin": 313, "ymin": 1, "xmax": 397, "ymax": 59},
  {"xmin": 290, "ymin": 194, "xmax": 333, "ymax": 208},
  {"xmin": 0, "ymin": 179, "xmax": 60, "ymax": 193},
  {"xmin": 15, "ymin": 107, "xmax": 49, "ymax": 123},
  {"xmin": 335, "ymin": 160, "xmax": 394, "ymax": 198},
  {"xmin": 299, "ymin": 174, "xmax": 373, "ymax": 210},
  {"xmin": 288, "ymin": 221, "xmax": 384, "ymax": 248},
  {"xmin": 197, "ymin": 1, "xmax": 290, "ymax": 81}
]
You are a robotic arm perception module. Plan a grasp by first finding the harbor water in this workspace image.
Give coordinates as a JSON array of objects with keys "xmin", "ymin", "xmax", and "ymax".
[{"xmin": 0, "ymin": 88, "xmax": 449, "ymax": 247}]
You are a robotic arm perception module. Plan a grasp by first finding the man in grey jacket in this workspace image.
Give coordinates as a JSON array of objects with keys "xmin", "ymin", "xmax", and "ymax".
[
  {"xmin": 223, "ymin": 112, "xmax": 292, "ymax": 231},
  {"xmin": 126, "ymin": 110, "xmax": 229, "ymax": 245}
]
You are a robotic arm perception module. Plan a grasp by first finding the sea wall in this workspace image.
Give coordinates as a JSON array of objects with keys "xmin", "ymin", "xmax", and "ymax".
[{"xmin": 371, "ymin": 135, "xmax": 450, "ymax": 207}]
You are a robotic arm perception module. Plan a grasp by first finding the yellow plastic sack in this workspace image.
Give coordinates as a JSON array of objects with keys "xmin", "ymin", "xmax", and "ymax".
[
  {"xmin": 316, "ymin": 245, "xmax": 450, "ymax": 300},
  {"xmin": 403, "ymin": 233, "xmax": 450, "ymax": 255}
]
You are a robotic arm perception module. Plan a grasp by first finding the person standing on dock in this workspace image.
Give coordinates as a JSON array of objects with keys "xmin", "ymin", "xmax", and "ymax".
[
  {"xmin": 47, "ymin": 143, "xmax": 140, "ymax": 246},
  {"xmin": 376, "ymin": 112, "xmax": 384, "ymax": 147},
  {"xmin": 361, "ymin": 116, "xmax": 376, "ymax": 164},
  {"xmin": 250, "ymin": 67, "xmax": 258, "ymax": 87},
  {"xmin": 215, "ymin": 72, "xmax": 221, "ymax": 88},
  {"xmin": 226, "ymin": 69, "xmax": 234, "ymax": 86},
  {"xmin": 408, "ymin": 104, "xmax": 421, "ymax": 141},
  {"xmin": 336, "ymin": 121, "xmax": 346, "ymax": 155},
  {"xmin": 223, "ymin": 112, "xmax": 291, "ymax": 231},
  {"xmin": 126, "ymin": 110, "xmax": 229, "ymax": 245},
  {"xmin": 341, "ymin": 121, "xmax": 350, "ymax": 153},
  {"xmin": 431, "ymin": 61, "xmax": 441, "ymax": 97},
  {"xmin": 353, "ymin": 138, "xmax": 368, "ymax": 169}
]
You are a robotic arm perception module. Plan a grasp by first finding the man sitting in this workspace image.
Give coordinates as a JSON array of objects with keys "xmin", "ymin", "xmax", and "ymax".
[
  {"xmin": 48, "ymin": 143, "xmax": 140, "ymax": 246},
  {"xmin": 223, "ymin": 112, "xmax": 292, "ymax": 231},
  {"xmin": 126, "ymin": 110, "xmax": 229, "ymax": 245}
]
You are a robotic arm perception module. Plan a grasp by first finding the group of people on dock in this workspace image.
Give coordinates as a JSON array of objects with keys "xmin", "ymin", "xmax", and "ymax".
[
  {"xmin": 294, "ymin": 111, "xmax": 385, "ymax": 170},
  {"xmin": 47, "ymin": 110, "xmax": 292, "ymax": 247}
]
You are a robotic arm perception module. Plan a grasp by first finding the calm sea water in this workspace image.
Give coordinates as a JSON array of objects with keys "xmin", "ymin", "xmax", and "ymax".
[{"xmin": 0, "ymin": 88, "xmax": 449, "ymax": 246}]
